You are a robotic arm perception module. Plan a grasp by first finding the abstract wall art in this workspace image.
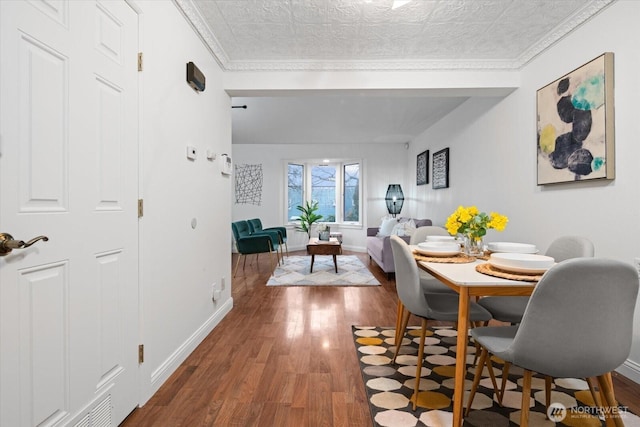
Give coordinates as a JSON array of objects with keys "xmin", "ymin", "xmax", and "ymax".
[
  {"xmin": 235, "ymin": 164, "xmax": 263, "ymax": 205},
  {"xmin": 537, "ymin": 52, "xmax": 615, "ymax": 185},
  {"xmin": 432, "ymin": 148, "xmax": 449, "ymax": 189},
  {"xmin": 416, "ymin": 150, "xmax": 428, "ymax": 185}
]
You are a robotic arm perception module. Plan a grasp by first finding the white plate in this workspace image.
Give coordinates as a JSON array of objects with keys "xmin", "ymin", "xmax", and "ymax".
[
  {"xmin": 425, "ymin": 235, "xmax": 456, "ymax": 242},
  {"xmin": 488, "ymin": 253, "xmax": 554, "ymax": 274},
  {"xmin": 487, "ymin": 242, "xmax": 538, "ymax": 254},
  {"xmin": 415, "ymin": 247, "xmax": 461, "ymax": 257},
  {"xmin": 418, "ymin": 241, "xmax": 460, "ymax": 252}
]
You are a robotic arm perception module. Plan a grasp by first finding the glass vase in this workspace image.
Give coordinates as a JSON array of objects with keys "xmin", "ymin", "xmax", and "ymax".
[{"xmin": 464, "ymin": 235, "xmax": 484, "ymax": 256}]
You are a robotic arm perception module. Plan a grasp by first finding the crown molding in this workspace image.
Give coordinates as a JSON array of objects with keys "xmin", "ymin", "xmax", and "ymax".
[
  {"xmin": 174, "ymin": 0, "xmax": 615, "ymax": 72},
  {"xmin": 515, "ymin": 0, "xmax": 615, "ymax": 66},
  {"xmin": 222, "ymin": 59, "xmax": 521, "ymax": 72},
  {"xmin": 173, "ymin": 0, "xmax": 230, "ymax": 68}
]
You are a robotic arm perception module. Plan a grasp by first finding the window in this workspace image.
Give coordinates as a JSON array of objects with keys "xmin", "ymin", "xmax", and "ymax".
[
  {"xmin": 286, "ymin": 160, "xmax": 361, "ymax": 225},
  {"xmin": 343, "ymin": 163, "xmax": 360, "ymax": 222},
  {"xmin": 287, "ymin": 163, "xmax": 303, "ymax": 222}
]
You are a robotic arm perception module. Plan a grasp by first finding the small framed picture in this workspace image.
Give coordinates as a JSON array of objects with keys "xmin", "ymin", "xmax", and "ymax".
[
  {"xmin": 416, "ymin": 150, "xmax": 428, "ymax": 185},
  {"xmin": 432, "ymin": 148, "xmax": 449, "ymax": 189}
]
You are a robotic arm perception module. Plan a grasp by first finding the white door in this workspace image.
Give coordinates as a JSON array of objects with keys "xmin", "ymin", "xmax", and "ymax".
[{"xmin": 0, "ymin": 1, "xmax": 140, "ymax": 426}]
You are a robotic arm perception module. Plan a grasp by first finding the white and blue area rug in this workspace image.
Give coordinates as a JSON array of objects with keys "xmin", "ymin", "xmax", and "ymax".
[{"xmin": 267, "ymin": 255, "xmax": 380, "ymax": 286}]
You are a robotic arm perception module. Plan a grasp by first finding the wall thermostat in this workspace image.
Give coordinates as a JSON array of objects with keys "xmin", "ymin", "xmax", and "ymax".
[
  {"xmin": 220, "ymin": 154, "xmax": 232, "ymax": 175},
  {"xmin": 186, "ymin": 145, "xmax": 197, "ymax": 160}
]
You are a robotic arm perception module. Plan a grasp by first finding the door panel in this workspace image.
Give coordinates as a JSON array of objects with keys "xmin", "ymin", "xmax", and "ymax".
[{"xmin": 0, "ymin": 1, "xmax": 140, "ymax": 425}]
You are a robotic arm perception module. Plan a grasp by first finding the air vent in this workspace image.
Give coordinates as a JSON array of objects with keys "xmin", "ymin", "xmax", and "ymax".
[
  {"xmin": 91, "ymin": 395, "xmax": 112, "ymax": 427},
  {"xmin": 72, "ymin": 395, "xmax": 112, "ymax": 427}
]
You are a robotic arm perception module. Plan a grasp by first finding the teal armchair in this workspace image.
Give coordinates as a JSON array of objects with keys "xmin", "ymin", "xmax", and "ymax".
[
  {"xmin": 231, "ymin": 220, "xmax": 279, "ymax": 276},
  {"xmin": 247, "ymin": 218, "xmax": 288, "ymax": 257}
]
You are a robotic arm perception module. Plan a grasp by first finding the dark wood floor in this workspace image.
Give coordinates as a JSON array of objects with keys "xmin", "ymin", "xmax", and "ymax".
[{"xmin": 122, "ymin": 249, "xmax": 640, "ymax": 426}]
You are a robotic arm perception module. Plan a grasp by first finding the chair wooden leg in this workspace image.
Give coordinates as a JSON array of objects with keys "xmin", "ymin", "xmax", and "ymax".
[
  {"xmin": 412, "ymin": 318, "xmax": 428, "ymax": 411},
  {"xmin": 233, "ymin": 254, "xmax": 243, "ymax": 277},
  {"xmin": 544, "ymin": 376, "xmax": 552, "ymax": 410},
  {"xmin": 595, "ymin": 378, "xmax": 614, "ymax": 427},
  {"xmin": 466, "ymin": 347, "xmax": 488, "ymax": 417},
  {"xmin": 587, "ymin": 375, "xmax": 610, "ymax": 426},
  {"xmin": 586, "ymin": 377, "xmax": 603, "ymax": 407},
  {"xmin": 394, "ymin": 300, "xmax": 404, "ymax": 351},
  {"xmin": 520, "ymin": 369, "xmax": 532, "ymax": 427},
  {"xmin": 472, "ymin": 338, "xmax": 481, "ymax": 367},
  {"xmin": 597, "ymin": 374, "xmax": 623, "ymax": 427},
  {"xmin": 604, "ymin": 372, "xmax": 618, "ymax": 407},
  {"xmin": 485, "ymin": 356, "xmax": 500, "ymax": 405},
  {"xmin": 499, "ymin": 361, "xmax": 511, "ymax": 405},
  {"xmin": 393, "ymin": 304, "xmax": 410, "ymax": 364},
  {"xmin": 269, "ymin": 250, "xmax": 277, "ymax": 274}
]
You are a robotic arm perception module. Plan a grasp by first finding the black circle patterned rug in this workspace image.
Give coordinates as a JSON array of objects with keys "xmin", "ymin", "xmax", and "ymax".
[{"xmin": 352, "ymin": 326, "xmax": 640, "ymax": 427}]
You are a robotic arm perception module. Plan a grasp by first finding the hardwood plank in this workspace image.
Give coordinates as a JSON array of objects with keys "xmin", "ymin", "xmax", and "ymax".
[{"xmin": 121, "ymin": 249, "xmax": 640, "ymax": 426}]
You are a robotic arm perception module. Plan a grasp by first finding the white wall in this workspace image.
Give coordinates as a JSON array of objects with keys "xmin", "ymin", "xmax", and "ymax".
[
  {"xmin": 142, "ymin": 0, "xmax": 640, "ymax": 399},
  {"xmin": 407, "ymin": 0, "xmax": 640, "ymax": 382},
  {"xmin": 231, "ymin": 143, "xmax": 411, "ymax": 252},
  {"xmin": 139, "ymin": 1, "xmax": 232, "ymax": 403}
]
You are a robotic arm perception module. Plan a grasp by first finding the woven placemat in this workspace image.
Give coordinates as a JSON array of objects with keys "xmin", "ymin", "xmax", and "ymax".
[
  {"xmin": 413, "ymin": 252, "xmax": 476, "ymax": 263},
  {"xmin": 475, "ymin": 263, "xmax": 542, "ymax": 282},
  {"xmin": 475, "ymin": 252, "xmax": 491, "ymax": 261}
]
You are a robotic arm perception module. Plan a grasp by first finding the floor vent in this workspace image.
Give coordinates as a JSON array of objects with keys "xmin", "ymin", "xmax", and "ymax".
[{"xmin": 73, "ymin": 395, "xmax": 112, "ymax": 427}]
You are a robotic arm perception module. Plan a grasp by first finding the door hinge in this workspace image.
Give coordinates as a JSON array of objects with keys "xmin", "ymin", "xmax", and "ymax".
[
  {"xmin": 138, "ymin": 199, "xmax": 143, "ymax": 218},
  {"xmin": 137, "ymin": 52, "xmax": 143, "ymax": 72},
  {"xmin": 138, "ymin": 344, "xmax": 144, "ymax": 364}
]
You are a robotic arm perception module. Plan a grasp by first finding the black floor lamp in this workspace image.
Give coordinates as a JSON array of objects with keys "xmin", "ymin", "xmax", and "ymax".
[{"xmin": 385, "ymin": 184, "xmax": 404, "ymax": 218}]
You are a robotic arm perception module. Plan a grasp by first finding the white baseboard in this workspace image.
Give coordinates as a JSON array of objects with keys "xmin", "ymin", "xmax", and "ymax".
[
  {"xmin": 616, "ymin": 357, "xmax": 640, "ymax": 385},
  {"xmin": 144, "ymin": 298, "xmax": 233, "ymax": 403}
]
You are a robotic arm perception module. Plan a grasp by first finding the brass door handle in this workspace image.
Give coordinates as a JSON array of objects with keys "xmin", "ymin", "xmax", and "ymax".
[{"xmin": 0, "ymin": 233, "xmax": 49, "ymax": 256}]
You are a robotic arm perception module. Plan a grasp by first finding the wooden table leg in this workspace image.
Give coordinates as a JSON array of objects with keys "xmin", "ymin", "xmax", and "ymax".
[
  {"xmin": 332, "ymin": 254, "xmax": 338, "ymax": 273},
  {"xmin": 310, "ymin": 255, "xmax": 315, "ymax": 273},
  {"xmin": 453, "ymin": 288, "xmax": 470, "ymax": 427}
]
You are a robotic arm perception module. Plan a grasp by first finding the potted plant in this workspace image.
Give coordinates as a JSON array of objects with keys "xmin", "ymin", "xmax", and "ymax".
[{"xmin": 296, "ymin": 200, "xmax": 323, "ymax": 239}]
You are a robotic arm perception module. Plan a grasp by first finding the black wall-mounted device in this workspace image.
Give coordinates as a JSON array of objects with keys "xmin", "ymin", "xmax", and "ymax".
[{"xmin": 186, "ymin": 62, "xmax": 205, "ymax": 92}]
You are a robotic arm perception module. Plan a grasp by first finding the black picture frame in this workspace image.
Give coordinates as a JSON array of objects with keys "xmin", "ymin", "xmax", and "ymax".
[
  {"xmin": 432, "ymin": 148, "xmax": 449, "ymax": 189},
  {"xmin": 416, "ymin": 150, "xmax": 428, "ymax": 185}
]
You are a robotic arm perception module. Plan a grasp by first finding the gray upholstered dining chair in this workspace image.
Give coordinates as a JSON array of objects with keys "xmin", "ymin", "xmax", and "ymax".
[
  {"xmin": 390, "ymin": 235, "xmax": 493, "ymax": 410},
  {"xmin": 465, "ymin": 257, "xmax": 639, "ymax": 427},
  {"xmin": 478, "ymin": 235, "xmax": 595, "ymax": 324},
  {"xmin": 409, "ymin": 226, "xmax": 458, "ymax": 294},
  {"xmin": 393, "ymin": 227, "xmax": 459, "ymax": 352}
]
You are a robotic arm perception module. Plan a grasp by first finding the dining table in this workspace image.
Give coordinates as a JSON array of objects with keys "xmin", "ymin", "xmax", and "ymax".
[{"xmin": 412, "ymin": 249, "xmax": 538, "ymax": 427}]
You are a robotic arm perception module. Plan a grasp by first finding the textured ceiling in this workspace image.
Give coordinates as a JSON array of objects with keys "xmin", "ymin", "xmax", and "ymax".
[
  {"xmin": 175, "ymin": 0, "xmax": 614, "ymax": 144},
  {"xmin": 178, "ymin": 0, "xmax": 612, "ymax": 71}
]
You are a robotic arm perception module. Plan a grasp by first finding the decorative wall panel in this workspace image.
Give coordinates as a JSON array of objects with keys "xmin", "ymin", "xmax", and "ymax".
[
  {"xmin": 19, "ymin": 34, "xmax": 68, "ymax": 212},
  {"xmin": 95, "ymin": 76, "xmax": 123, "ymax": 210},
  {"xmin": 19, "ymin": 262, "xmax": 70, "ymax": 425}
]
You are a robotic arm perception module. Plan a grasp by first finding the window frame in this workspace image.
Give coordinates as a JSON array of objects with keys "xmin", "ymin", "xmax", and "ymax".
[{"xmin": 285, "ymin": 159, "xmax": 362, "ymax": 226}]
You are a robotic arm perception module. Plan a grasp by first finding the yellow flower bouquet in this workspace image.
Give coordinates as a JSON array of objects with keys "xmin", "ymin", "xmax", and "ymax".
[{"xmin": 445, "ymin": 206, "xmax": 508, "ymax": 254}]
